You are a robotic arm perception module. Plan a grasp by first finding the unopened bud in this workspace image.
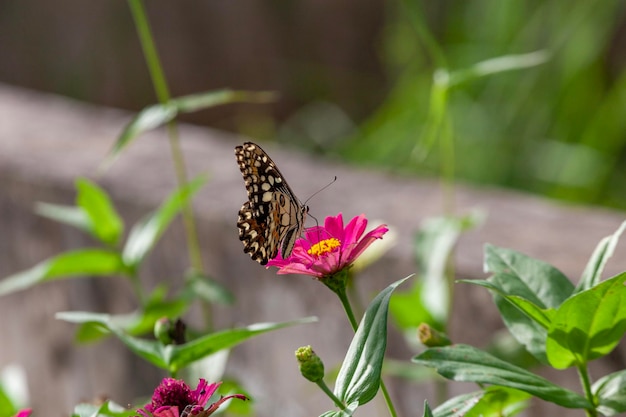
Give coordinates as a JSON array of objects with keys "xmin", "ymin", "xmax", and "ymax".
[{"xmin": 295, "ymin": 346, "xmax": 325, "ymax": 382}]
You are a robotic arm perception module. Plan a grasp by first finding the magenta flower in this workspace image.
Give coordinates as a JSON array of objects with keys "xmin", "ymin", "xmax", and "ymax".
[
  {"xmin": 14, "ymin": 410, "xmax": 31, "ymax": 417},
  {"xmin": 137, "ymin": 378, "xmax": 247, "ymax": 417},
  {"xmin": 267, "ymin": 213, "xmax": 388, "ymax": 279}
]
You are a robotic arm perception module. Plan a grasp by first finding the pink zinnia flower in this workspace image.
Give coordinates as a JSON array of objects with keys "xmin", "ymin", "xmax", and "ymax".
[
  {"xmin": 137, "ymin": 378, "xmax": 247, "ymax": 417},
  {"xmin": 267, "ymin": 213, "xmax": 388, "ymax": 278},
  {"xmin": 14, "ymin": 410, "xmax": 31, "ymax": 417}
]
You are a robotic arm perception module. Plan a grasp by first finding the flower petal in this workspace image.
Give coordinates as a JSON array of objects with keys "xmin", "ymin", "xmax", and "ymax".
[
  {"xmin": 194, "ymin": 380, "xmax": 220, "ymax": 407},
  {"xmin": 343, "ymin": 224, "xmax": 388, "ymax": 263},
  {"xmin": 324, "ymin": 213, "xmax": 345, "ymax": 241}
]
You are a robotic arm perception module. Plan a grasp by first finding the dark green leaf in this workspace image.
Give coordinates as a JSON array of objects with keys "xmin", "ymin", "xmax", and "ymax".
[
  {"xmin": 484, "ymin": 245, "xmax": 574, "ymax": 307},
  {"xmin": 423, "ymin": 400, "xmax": 434, "ymax": 417},
  {"xmin": 122, "ymin": 175, "xmax": 206, "ymax": 268},
  {"xmin": 592, "ymin": 370, "xmax": 626, "ymax": 416},
  {"xmin": 75, "ymin": 178, "xmax": 124, "ymax": 246},
  {"xmin": 546, "ymin": 272, "xmax": 626, "ymax": 369},
  {"xmin": 335, "ymin": 276, "xmax": 412, "ymax": 405},
  {"xmin": 0, "ymin": 250, "xmax": 127, "ymax": 296},
  {"xmin": 576, "ymin": 220, "xmax": 626, "ymax": 293},
  {"xmin": 413, "ymin": 344, "xmax": 591, "ymax": 409},
  {"xmin": 460, "ymin": 279, "xmax": 555, "ymax": 329},
  {"xmin": 483, "ymin": 245, "xmax": 574, "ymax": 364}
]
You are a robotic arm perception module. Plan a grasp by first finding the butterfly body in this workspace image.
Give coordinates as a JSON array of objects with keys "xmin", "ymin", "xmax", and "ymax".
[{"xmin": 235, "ymin": 142, "xmax": 308, "ymax": 264}]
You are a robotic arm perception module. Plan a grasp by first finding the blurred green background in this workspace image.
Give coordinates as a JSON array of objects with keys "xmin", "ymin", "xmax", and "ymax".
[{"xmin": 1, "ymin": 0, "xmax": 625, "ymax": 208}]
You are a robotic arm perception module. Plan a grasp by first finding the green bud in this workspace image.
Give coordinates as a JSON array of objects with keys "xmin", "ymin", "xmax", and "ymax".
[
  {"xmin": 295, "ymin": 346, "xmax": 325, "ymax": 383},
  {"xmin": 154, "ymin": 317, "xmax": 186, "ymax": 345},
  {"xmin": 154, "ymin": 317, "xmax": 173, "ymax": 345}
]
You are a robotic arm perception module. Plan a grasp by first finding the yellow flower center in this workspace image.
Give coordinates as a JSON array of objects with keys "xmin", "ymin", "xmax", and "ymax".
[{"xmin": 307, "ymin": 238, "xmax": 341, "ymax": 257}]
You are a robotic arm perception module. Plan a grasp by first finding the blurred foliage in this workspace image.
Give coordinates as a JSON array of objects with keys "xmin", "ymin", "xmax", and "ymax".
[{"xmin": 290, "ymin": 0, "xmax": 626, "ymax": 209}]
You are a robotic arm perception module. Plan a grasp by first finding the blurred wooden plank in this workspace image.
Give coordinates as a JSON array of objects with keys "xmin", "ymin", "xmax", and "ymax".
[{"xmin": 0, "ymin": 83, "xmax": 624, "ymax": 416}]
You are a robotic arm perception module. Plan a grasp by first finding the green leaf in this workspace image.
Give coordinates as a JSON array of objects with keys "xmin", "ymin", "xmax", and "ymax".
[
  {"xmin": 461, "ymin": 279, "xmax": 555, "ymax": 329},
  {"xmin": 0, "ymin": 250, "xmax": 127, "ymax": 296},
  {"xmin": 592, "ymin": 370, "xmax": 626, "ymax": 416},
  {"xmin": 423, "ymin": 400, "xmax": 434, "ymax": 417},
  {"xmin": 447, "ymin": 50, "xmax": 550, "ymax": 87},
  {"xmin": 464, "ymin": 386, "xmax": 530, "ymax": 417},
  {"xmin": 122, "ymin": 175, "xmax": 207, "ymax": 268},
  {"xmin": 334, "ymin": 276, "xmax": 412, "ymax": 405},
  {"xmin": 546, "ymin": 272, "xmax": 626, "ymax": 369},
  {"xmin": 484, "ymin": 245, "xmax": 574, "ymax": 307},
  {"xmin": 103, "ymin": 89, "xmax": 275, "ymax": 169},
  {"xmin": 576, "ymin": 220, "xmax": 626, "ymax": 293},
  {"xmin": 35, "ymin": 203, "xmax": 91, "ymax": 234},
  {"xmin": 168, "ymin": 317, "xmax": 316, "ymax": 373},
  {"xmin": 483, "ymin": 245, "xmax": 574, "ymax": 364},
  {"xmin": 319, "ymin": 402, "xmax": 358, "ymax": 417},
  {"xmin": 432, "ymin": 391, "xmax": 485, "ymax": 417},
  {"xmin": 413, "ymin": 344, "xmax": 591, "ymax": 409},
  {"xmin": 75, "ymin": 178, "xmax": 124, "ymax": 246},
  {"xmin": 62, "ymin": 287, "xmax": 190, "ymax": 343},
  {"xmin": 57, "ymin": 312, "xmax": 317, "ymax": 373},
  {"xmin": 170, "ymin": 89, "xmax": 276, "ymax": 113}
]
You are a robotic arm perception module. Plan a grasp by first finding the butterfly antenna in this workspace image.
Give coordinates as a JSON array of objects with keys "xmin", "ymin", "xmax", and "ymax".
[{"xmin": 303, "ymin": 176, "xmax": 337, "ymax": 205}]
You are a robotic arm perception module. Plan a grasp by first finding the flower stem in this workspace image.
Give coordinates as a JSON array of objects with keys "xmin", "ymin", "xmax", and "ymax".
[
  {"xmin": 127, "ymin": 0, "xmax": 206, "ymax": 277},
  {"xmin": 316, "ymin": 379, "xmax": 346, "ymax": 410},
  {"xmin": 333, "ymin": 284, "xmax": 398, "ymax": 417},
  {"xmin": 576, "ymin": 363, "xmax": 597, "ymax": 417}
]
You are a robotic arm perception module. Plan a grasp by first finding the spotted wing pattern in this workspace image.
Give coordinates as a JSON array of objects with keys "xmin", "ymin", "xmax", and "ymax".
[{"xmin": 235, "ymin": 142, "xmax": 308, "ymax": 265}]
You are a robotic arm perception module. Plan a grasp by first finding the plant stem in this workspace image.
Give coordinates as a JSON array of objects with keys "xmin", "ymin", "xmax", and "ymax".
[
  {"xmin": 335, "ymin": 286, "xmax": 398, "ymax": 417},
  {"xmin": 577, "ymin": 363, "xmax": 597, "ymax": 417},
  {"xmin": 316, "ymin": 379, "xmax": 346, "ymax": 410},
  {"xmin": 127, "ymin": 0, "xmax": 205, "ymax": 275}
]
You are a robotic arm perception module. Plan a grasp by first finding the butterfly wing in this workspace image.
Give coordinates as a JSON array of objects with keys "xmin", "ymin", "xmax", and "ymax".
[{"xmin": 235, "ymin": 142, "xmax": 308, "ymax": 264}]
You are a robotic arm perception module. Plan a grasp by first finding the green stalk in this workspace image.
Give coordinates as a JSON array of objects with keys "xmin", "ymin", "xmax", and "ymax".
[
  {"xmin": 127, "ymin": 0, "xmax": 205, "ymax": 276},
  {"xmin": 316, "ymin": 379, "xmax": 346, "ymax": 410},
  {"xmin": 577, "ymin": 363, "xmax": 597, "ymax": 417}
]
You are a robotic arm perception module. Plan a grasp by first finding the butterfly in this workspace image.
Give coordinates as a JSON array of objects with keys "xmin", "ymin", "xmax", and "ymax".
[{"xmin": 235, "ymin": 142, "xmax": 308, "ymax": 265}]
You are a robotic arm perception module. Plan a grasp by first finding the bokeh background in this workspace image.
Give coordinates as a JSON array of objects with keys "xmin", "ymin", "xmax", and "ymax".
[{"xmin": 2, "ymin": 0, "xmax": 626, "ymax": 208}]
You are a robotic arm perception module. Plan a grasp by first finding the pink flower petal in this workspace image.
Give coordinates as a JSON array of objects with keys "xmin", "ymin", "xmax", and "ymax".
[{"xmin": 344, "ymin": 225, "xmax": 388, "ymax": 262}]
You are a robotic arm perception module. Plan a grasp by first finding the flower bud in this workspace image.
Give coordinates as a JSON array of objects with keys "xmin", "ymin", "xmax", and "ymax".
[
  {"xmin": 418, "ymin": 323, "xmax": 451, "ymax": 347},
  {"xmin": 295, "ymin": 346, "xmax": 325, "ymax": 382},
  {"xmin": 154, "ymin": 318, "xmax": 186, "ymax": 345}
]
